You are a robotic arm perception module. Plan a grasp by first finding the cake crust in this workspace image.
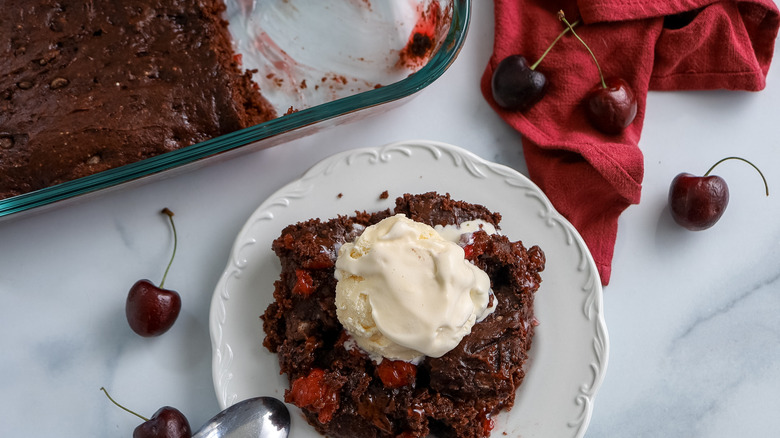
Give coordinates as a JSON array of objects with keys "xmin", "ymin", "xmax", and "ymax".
[{"xmin": 0, "ymin": 0, "xmax": 276, "ymax": 199}]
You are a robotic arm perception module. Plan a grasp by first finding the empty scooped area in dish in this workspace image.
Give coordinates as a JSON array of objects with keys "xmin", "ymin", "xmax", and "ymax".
[{"xmin": 227, "ymin": 0, "xmax": 452, "ymax": 112}]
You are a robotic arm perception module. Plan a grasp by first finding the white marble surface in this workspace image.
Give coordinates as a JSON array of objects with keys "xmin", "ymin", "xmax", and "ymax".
[{"xmin": 2, "ymin": 3, "xmax": 779, "ymax": 437}]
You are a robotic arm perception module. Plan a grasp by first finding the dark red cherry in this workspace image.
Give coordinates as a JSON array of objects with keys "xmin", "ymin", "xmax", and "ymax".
[
  {"xmin": 491, "ymin": 55, "xmax": 548, "ymax": 112},
  {"xmin": 557, "ymin": 11, "xmax": 637, "ymax": 134},
  {"xmin": 669, "ymin": 157, "xmax": 769, "ymax": 231},
  {"xmin": 126, "ymin": 208, "xmax": 181, "ymax": 337},
  {"xmin": 126, "ymin": 279, "xmax": 182, "ymax": 337},
  {"xmin": 133, "ymin": 406, "xmax": 192, "ymax": 438},
  {"xmin": 100, "ymin": 388, "xmax": 191, "ymax": 438},
  {"xmin": 490, "ymin": 19, "xmax": 581, "ymax": 112},
  {"xmin": 669, "ymin": 173, "xmax": 729, "ymax": 230},
  {"xmin": 585, "ymin": 77, "xmax": 637, "ymax": 135}
]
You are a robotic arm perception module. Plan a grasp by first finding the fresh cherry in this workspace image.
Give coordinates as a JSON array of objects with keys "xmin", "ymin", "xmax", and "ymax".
[
  {"xmin": 558, "ymin": 11, "xmax": 638, "ymax": 134},
  {"xmin": 126, "ymin": 279, "xmax": 182, "ymax": 337},
  {"xmin": 133, "ymin": 407, "xmax": 192, "ymax": 438},
  {"xmin": 491, "ymin": 55, "xmax": 547, "ymax": 112},
  {"xmin": 669, "ymin": 173, "xmax": 729, "ymax": 230},
  {"xmin": 585, "ymin": 77, "xmax": 638, "ymax": 135},
  {"xmin": 491, "ymin": 19, "xmax": 580, "ymax": 112},
  {"xmin": 669, "ymin": 157, "xmax": 769, "ymax": 231},
  {"xmin": 126, "ymin": 208, "xmax": 181, "ymax": 337},
  {"xmin": 101, "ymin": 387, "xmax": 192, "ymax": 438}
]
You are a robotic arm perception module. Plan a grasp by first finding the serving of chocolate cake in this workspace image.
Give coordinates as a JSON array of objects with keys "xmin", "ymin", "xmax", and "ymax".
[
  {"xmin": 0, "ymin": 0, "xmax": 276, "ymax": 200},
  {"xmin": 262, "ymin": 192, "xmax": 545, "ymax": 438}
]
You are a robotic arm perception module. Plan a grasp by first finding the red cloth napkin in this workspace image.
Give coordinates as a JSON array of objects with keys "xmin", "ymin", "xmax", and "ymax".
[{"xmin": 481, "ymin": 0, "xmax": 779, "ymax": 285}]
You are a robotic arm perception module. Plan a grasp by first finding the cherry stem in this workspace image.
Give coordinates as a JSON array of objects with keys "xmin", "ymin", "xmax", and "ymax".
[
  {"xmin": 558, "ymin": 11, "xmax": 607, "ymax": 89},
  {"xmin": 100, "ymin": 387, "xmax": 149, "ymax": 422},
  {"xmin": 704, "ymin": 156, "xmax": 770, "ymax": 196},
  {"xmin": 159, "ymin": 208, "xmax": 177, "ymax": 289},
  {"xmin": 529, "ymin": 19, "xmax": 581, "ymax": 71}
]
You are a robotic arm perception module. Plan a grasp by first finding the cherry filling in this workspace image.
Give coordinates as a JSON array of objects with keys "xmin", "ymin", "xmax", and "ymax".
[
  {"xmin": 286, "ymin": 368, "xmax": 341, "ymax": 424},
  {"xmin": 292, "ymin": 269, "xmax": 315, "ymax": 296},
  {"xmin": 376, "ymin": 359, "xmax": 418, "ymax": 388}
]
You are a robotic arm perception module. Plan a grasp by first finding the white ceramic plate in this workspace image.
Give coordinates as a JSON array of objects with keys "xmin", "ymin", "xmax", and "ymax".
[{"xmin": 209, "ymin": 140, "xmax": 608, "ymax": 438}]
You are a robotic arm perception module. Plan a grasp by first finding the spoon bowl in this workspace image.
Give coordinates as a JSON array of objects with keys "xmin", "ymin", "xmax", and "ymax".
[{"xmin": 192, "ymin": 397, "xmax": 290, "ymax": 438}]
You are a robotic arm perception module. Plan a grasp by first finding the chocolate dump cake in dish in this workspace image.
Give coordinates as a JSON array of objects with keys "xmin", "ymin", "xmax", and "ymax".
[
  {"xmin": 0, "ymin": 0, "xmax": 276, "ymax": 200},
  {"xmin": 262, "ymin": 192, "xmax": 545, "ymax": 438},
  {"xmin": 0, "ymin": 1, "xmax": 466, "ymax": 220}
]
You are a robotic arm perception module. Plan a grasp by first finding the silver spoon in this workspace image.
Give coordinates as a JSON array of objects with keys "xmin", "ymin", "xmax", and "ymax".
[{"xmin": 192, "ymin": 397, "xmax": 290, "ymax": 438}]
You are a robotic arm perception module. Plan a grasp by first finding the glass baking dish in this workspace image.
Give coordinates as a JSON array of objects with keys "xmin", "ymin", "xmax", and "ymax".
[{"xmin": 0, "ymin": 0, "xmax": 470, "ymax": 221}]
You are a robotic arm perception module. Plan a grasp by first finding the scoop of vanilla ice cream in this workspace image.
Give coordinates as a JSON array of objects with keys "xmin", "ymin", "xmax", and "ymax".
[{"xmin": 334, "ymin": 214, "xmax": 495, "ymax": 362}]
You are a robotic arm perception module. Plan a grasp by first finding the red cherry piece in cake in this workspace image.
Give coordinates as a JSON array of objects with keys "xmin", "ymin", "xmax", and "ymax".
[
  {"xmin": 479, "ymin": 413, "xmax": 496, "ymax": 436},
  {"xmin": 292, "ymin": 269, "xmax": 315, "ymax": 296},
  {"xmin": 463, "ymin": 244, "xmax": 474, "ymax": 259},
  {"xmin": 286, "ymin": 368, "xmax": 340, "ymax": 424},
  {"xmin": 376, "ymin": 360, "xmax": 417, "ymax": 388},
  {"xmin": 288, "ymin": 369, "xmax": 324, "ymax": 407}
]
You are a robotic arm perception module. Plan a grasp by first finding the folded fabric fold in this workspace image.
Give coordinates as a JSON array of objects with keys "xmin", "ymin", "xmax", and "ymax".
[{"xmin": 481, "ymin": 0, "xmax": 779, "ymax": 285}]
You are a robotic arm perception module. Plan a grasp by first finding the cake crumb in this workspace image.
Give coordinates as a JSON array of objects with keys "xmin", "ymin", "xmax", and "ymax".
[
  {"xmin": 379, "ymin": 190, "xmax": 389, "ymax": 200},
  {"xmin": 337, "ymin": 193, "xmax": 343, "ymax": 199}
]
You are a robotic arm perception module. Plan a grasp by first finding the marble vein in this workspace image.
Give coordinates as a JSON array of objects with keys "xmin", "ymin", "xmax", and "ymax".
[{"xmin": 669, "ymin": 266, "xmax": 780, "ymax": 352}]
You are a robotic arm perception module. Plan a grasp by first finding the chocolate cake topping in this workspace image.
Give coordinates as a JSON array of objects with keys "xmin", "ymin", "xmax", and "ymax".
[{"xmin": 0, "ymin": 0, "xmax": 277, "ymax": 199}]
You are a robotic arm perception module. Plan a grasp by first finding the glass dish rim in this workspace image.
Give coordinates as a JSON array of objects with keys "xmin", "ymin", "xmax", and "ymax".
[{"xmin": 0, "ymin": 0, "xmax": 471, "ymax": 219}]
